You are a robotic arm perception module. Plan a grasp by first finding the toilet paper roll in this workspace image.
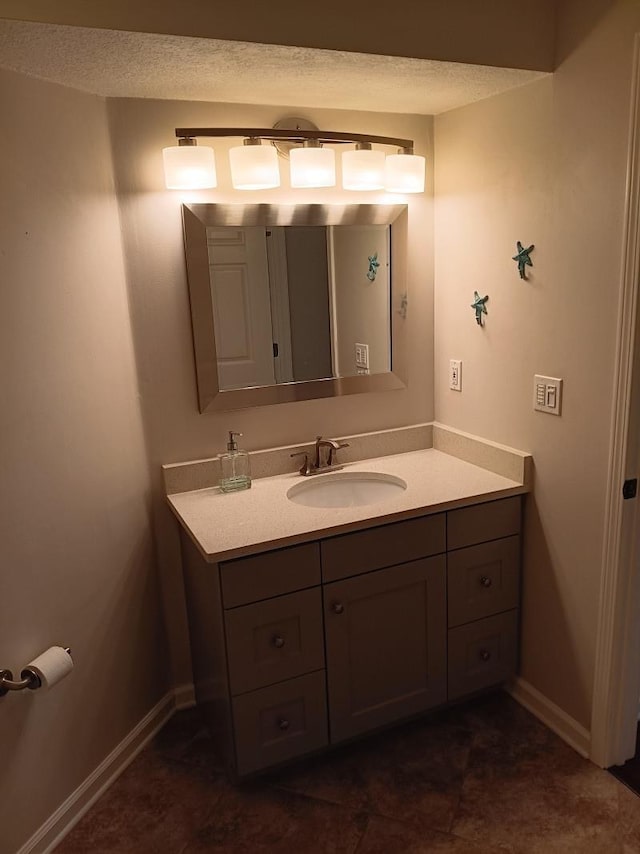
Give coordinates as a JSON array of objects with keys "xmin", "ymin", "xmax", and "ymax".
[{"xmin": 23, "ymin": 646, "xmax": 73, "ymax": 690}]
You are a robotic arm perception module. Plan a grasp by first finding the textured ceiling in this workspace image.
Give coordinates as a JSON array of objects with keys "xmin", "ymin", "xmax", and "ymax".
[{"xmin": 0, "ymin": 20, "xmax": 547, "ymax": 115}]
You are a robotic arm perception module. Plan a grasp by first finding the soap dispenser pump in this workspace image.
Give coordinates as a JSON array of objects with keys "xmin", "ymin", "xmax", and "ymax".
[{"xmin": 219, "ymin": 431, "xmax": 251, "ymax": 493}]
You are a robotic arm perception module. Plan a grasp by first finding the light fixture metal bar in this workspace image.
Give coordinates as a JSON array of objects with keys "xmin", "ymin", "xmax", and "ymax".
[{"xmin": 175, "ymin": 127, "xmax": 414, "ymax": 151}]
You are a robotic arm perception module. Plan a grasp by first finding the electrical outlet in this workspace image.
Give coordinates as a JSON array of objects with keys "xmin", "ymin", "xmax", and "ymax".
[
  {"xmin": 533, "ymin": 375, "xmax": 562, "ymax": 415},
  {"xmin": 449, "ymin": 359, "xmax": 462, "ymax": 391}
]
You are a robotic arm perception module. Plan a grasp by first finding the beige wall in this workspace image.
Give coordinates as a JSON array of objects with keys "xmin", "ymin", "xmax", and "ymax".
[
  {"xmin": 0, "ymin": 69, "xmax": 168, "ymax": 853},
  {"xmin": 107, "ymin": 97, "xmax": 434, "ymax": 685},
  {"xmin": 332, "ymin": 225, "xmax": 391, "ymax": 376},
  {"xmin": 0, "ymin": 0, "xmax": 557, "ymax": 71},
  {"xmin": 434, "ymin": 0, "xmax": 640, "ymax": 729}
]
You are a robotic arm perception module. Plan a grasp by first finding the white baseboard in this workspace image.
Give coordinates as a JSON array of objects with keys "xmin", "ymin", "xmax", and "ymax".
[
  {"xmin": 174, "ymin": 682, "xmax": 196, "ymax": 710},
  {"xmin": 17, "ymin": 687, "xmax": 189, "ymax": 854},
  {"xmin": 507, "ymin": 677, "xmax": 591, "ymax": 759}
]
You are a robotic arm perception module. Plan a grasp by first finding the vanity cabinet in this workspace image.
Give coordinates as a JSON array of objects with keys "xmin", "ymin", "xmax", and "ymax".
[{"xmin": 180, "ymin": 495, "xmax": 522, "ymax": 779}]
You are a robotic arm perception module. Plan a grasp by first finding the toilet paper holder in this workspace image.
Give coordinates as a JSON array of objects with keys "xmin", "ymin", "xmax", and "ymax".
[{"xmin": 0, "ymin": 648, "xmax": 72, "ymax": 696}]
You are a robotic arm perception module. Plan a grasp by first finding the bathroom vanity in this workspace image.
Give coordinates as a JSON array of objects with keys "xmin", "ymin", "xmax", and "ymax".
[{"xmin": 167, "ymin": 429, "xmax": 530, "ymax": 779}]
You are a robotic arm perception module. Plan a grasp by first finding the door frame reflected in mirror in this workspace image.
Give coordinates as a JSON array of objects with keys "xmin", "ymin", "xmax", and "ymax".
[{"xmin": 182, "ymin": 203, "xmax": 408, "ymax": 412}]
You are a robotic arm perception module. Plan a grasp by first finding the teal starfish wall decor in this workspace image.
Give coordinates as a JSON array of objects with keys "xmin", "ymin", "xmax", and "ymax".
[
  {"xmin": 512, "ymin": 241, "xmax": 534, "ymax": 279},
  {"xmin": 367, "ymin": 252, "xmax": 380, "ymax": 281},
  {"xmin": 471, "ymin": 291, "xmax": 489, "ymax": 326}
]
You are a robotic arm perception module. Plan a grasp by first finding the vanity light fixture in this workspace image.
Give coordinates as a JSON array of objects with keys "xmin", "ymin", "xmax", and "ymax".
[
  {"xmin": 162, "ymin": 138, "xmax": 217, "ymax": 190},
  {"xmin": 163, "ymin": 123, "xmax": 425, "ymax": 193},
  {"xmin": 229, "ymin": 138, "xmax": 280, "ymax": 190},
  {"xmin": 290, "ymin": 139, "xmax": 336, "ymax": 188},
  {"xmin": 384, "ymin": 150, "xmax": 426, "ymax": 194},
  {"xmin": 342, "ymin": 143, "xmax": 386, "ymax": 191}
]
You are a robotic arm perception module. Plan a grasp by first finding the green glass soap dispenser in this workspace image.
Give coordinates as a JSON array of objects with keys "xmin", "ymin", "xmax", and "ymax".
[{"xmin": 219, "ymin": 431, "xmax": 251, "ymax": 493}]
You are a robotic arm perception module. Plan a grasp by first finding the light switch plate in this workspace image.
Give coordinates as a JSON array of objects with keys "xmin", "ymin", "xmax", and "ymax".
[
  {"xmin": 534, "ymin": 375, "xmax": 562, "ymax": 415},
  {"xmin": 449, "ymin": 359, "xmax": 462, "ymax": 391},
  {"xmin": 355, "ymin": 343, "xmax": 369, "ymax": 371}
]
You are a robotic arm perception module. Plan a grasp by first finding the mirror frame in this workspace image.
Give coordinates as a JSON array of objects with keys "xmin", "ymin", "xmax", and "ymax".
[{"xmin": 182, "ymin": 203, "xmax": 408, "ymax": 412}]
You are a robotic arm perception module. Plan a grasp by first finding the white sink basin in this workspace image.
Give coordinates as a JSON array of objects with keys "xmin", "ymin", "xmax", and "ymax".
[{"xmin": 287, "ymin": 471, "xmax": 407, "ymax": 508}]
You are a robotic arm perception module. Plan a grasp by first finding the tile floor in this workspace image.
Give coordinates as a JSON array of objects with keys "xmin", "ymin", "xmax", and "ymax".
[{"xmin": 55, "ymin": 692, "xmax": 640, "ymax": 853}]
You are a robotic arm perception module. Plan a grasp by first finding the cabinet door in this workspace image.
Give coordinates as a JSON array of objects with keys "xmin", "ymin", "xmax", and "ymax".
[{"xmin": 324, "ymin": 556, "xmax": 446, "ymax": 743}]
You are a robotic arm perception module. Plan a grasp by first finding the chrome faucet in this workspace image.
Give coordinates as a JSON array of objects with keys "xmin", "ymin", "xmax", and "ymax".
[
  {"xmin": 291, "ymin": 436, "xmax": 350, "ymax": 476},
  {"xmin": 314, "ymin": 436, "xmax": 348, "ymax": 469}
]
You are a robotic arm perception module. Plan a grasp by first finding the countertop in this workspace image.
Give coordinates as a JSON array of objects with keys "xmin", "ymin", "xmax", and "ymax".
[{"xmin": 167, "ymin": 447, "xmax": 528, "ymax": 563}]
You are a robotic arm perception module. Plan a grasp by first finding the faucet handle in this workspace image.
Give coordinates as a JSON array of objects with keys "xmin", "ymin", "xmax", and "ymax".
[{"xmin": 291, "ymin": 451, "xmax": 314, "ymax": 476}]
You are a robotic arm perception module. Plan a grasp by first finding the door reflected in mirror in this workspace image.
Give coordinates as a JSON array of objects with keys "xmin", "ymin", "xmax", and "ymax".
[
  {"xmin": 208, "ymin": 224, "xmax": 390, "ymax": 391},
  {"xmin": 182, "ymin": 204, "xmax": 408, "ymax": 412}
]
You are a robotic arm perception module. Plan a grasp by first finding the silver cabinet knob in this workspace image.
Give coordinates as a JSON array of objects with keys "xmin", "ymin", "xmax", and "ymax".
[
  {"xmin": 272, "ymin": 635, "xmax": 285, "ymax": 649},
  {"xmin": 480, "ymin": 576, "xmax": 493, "ymax": 588},
  {"xmin": 479, "ymin": 649, "xmax": 491, "ymax": 662},
  {"xmin": 332, "ymin": 602, "xmax": 345, "ymax": 615},
  {"xmin": 278, "ymin": 718, "xmax": 290, "ymax": 731}
]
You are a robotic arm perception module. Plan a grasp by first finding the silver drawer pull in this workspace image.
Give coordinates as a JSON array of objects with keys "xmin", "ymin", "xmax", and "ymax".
[
  {"xmin": 278, "ymin": 718, "xmax": 290, "ymax": 731},
  {"xmin": 480, "ymin": 576, "xmax": 493, "ymax": 588},
  {"xmin": 272, "ymin": 635, "xmax": 285, "ymax": 649},
  {"xmin": 479, "ymin": 649, "xmax": 491, "ymax": 662},
  {"xmin": 332, "ymin": 602, "xmax": 345, "ymax": 615}
]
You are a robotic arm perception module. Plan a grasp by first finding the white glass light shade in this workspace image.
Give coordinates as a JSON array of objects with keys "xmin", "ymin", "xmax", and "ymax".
[
  {"xmin": 163, "ymin": 145, "xmax": 217, "ymax": 189},
  {"xmin": 342, "ymin": 148, "xmax": 385, "ymax": 190},
  {"xmin": 290, "ymin": 146, "xmax": 336, "ymax": 188},
  {"xmin": 229, "ymin": 144, "xmax": 280, "ymax": 190},
  {"xmin": 384, "ymin": 153, "xmax": 426, "ymax": 193}
]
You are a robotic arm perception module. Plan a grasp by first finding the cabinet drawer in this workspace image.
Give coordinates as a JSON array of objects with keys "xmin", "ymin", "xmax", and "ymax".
[
  {"xmin": 225, "ymin": 588, "xmax": 325, "ymax": 695},
  {"xmin": 220, "ymin": 542, "xmax": 321, "ymax": 608},
  {"xmin": 448, "ymin": 610, "xmax": 518, "ymax": 701},
  {"xmin": 321, "ymin": 514, "xmax": 446, "ymax": 582},
  {"xmin": 447, "ymin": 536, "xmax": 520, "ymax": 628},
  {"xmin": 232, "ymin": 670, "xmax": 328, "ymax": 776},
  {"xmin": 447, "ymin": 497, "xmax": 521, "ymax": 551}
]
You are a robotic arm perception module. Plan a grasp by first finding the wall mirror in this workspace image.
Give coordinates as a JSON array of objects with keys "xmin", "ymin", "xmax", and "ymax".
[{"xmin": 182, "ymin": 203, "xmax": 408, "ymax": 412}]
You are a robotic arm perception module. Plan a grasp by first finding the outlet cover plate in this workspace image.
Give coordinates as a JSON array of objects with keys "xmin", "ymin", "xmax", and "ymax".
[{"xmin": 450, "ymin": 359, "xmax": 462, "ymax": 391}]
